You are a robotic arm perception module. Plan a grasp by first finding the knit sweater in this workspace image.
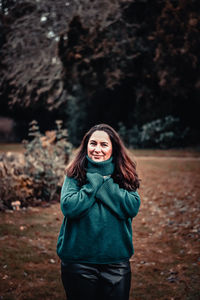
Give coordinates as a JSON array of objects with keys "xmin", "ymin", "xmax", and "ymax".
[{"xmin": 57, "ymin": 156, "xmax": 141, "ymax": 264}]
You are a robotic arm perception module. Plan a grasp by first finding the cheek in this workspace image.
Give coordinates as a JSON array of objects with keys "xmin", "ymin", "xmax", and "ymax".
[
  {"xmin": 87, "ymin": 145, "xmax": 94, "ymax": 153},
  {"xmin": 87, "ymin": 145, "xmax": 91, "ymax": 154},
  {"xmin": 106, "ymin": 147, "xmax": 112, "ymax": 156}
]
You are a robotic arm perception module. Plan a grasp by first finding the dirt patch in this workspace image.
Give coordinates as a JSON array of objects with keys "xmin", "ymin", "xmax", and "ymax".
[
  {"xmin": 0, "ymin": 152, "xmax": 200, "ymax": 299},
  {"xmin": 131, "ymin": 157, "xmax": 200, "ymax": 300}
]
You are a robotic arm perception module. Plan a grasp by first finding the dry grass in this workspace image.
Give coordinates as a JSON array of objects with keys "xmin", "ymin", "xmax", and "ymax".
[
  {"xmin": 0, "ymin": 149, "xmax": 200, "ymax": 299},
  {"xmin": 0, "ymin": 143, "xmax": 25, "ymax": 153}
]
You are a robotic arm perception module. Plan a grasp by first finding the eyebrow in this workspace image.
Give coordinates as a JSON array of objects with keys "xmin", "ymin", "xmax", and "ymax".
[{"xmin": 90, "ymin": 140, "xmax": 109, "ymax": 144}]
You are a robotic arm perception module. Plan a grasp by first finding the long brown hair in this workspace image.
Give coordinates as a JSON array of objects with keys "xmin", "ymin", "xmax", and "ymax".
[{"xmin": 67, "ymin": 124, "xmax": 140, "ymax": 191}]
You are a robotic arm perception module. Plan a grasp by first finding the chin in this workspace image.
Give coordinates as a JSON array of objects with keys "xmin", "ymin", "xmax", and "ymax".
[{"xmin": 92, "ymin": 156, "xmax": 104, "ymax": 161}]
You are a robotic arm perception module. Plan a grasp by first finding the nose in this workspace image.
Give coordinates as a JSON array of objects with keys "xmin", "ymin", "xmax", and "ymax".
[{"xmin": 94, "ymin": 144, "xmax": 101, "ymax": 152}]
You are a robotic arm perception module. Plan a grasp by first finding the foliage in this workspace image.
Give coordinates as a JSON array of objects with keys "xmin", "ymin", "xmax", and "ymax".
[
  {"xmin": 0, "ymin": 152, "xmax": 26, "ymax": 210},
  {"xmin": 118, "ymin": 115, "xmax": 190, "ymax": 149},
  {"xmin": 0, "ymin": 120, "xmax": 72, "ymax": 210},
  {"xmin": 139, "ymin": 116, "xmax": 190, "ymax": 148},
  {"xmin": 0, "ymin": 0, "xmax": 199, "ymax": 145},
  {"xmin": 0, "ymin": 0, "xmax": 68, "ymax": 112},
  {"xmin": 23, "ymin": 120, "xmax": 72, "ymax": 202},
  {"xmin": 58, "ymin": 1, "xmax": 200, "ymax": 145},
  {"xmin": 0, "ymin": 0, "xmax": 120, "ymax": 114}
]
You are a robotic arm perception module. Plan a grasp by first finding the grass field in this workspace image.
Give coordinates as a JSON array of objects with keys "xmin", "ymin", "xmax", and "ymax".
[
  {"xmin": 0, "ymin": 149, "xmax": 200, "ymax": 299},
  {"xmin": 0, "ymin": 142, "xmax": 200, "ymax": 157},
  {"xmin": 0, "ymin": 143, "xmax": 25, "ymax": 153}
]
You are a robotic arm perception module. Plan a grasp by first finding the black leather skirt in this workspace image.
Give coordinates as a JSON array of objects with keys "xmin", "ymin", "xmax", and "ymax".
[{"xmin": 61, "ymin": 261, "xmax": 131, "ymax": 300}]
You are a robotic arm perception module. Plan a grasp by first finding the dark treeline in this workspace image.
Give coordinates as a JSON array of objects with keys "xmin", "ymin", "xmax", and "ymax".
[{"xmin": 0, "ymin": 0, "xmax": 200, "ymax": 147}]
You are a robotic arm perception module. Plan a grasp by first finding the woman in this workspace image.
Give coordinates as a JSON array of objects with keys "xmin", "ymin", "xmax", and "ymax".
[{"xmin": 57, "ymin": 124, "xmax": 141, "ymax": 300}]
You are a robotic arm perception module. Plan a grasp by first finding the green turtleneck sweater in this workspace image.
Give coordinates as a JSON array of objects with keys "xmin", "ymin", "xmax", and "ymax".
[{"xmin": 57, "ymin": 156, "xmax": 140, "ymax": 264}]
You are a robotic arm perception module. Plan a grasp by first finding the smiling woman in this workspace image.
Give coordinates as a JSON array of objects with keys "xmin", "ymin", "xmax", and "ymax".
[
  {"xmin": 57, "ymin": 123, "xmax": 141, "ymax": 300},
  {"xmin": 87, "ymin": 130, "xmax": 113, "ymax": 162}
]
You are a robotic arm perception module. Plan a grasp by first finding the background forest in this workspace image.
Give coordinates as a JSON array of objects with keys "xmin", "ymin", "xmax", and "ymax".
[{"xmin": 0, "ymin": 0, "xmax": 200, "ymax": 148}]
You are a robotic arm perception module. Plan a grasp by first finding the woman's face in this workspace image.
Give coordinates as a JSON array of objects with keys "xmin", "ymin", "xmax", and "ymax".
[{"xmin": 87, "ymin": 130, "xmax": 112, "ymax": 162}]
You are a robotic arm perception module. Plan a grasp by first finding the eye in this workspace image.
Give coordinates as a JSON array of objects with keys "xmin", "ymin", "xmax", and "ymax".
[{"xmin": 102, "ymin": 143, "xmax": 108, "ymax": 147}]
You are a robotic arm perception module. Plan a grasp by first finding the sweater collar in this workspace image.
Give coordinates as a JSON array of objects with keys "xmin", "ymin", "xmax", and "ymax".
[{"xmin": 86, "ymin": 155, "xmax": 114, "ymax": 176}]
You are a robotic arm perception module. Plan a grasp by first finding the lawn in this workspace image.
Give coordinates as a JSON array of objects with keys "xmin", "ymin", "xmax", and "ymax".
[{"xmin": 0, "ymin": 149, "xmax": 200, "ymax": 299}]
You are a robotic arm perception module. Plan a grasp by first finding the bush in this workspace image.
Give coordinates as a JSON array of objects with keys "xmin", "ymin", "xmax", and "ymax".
[
  {"xmin": 0, "ymin": 120, "xmax": 72, "ymax": 210},
  {"xmin": 139, "ymin": 116, "xmax": 190, "ymax": 148},
  {"xmin": 0, "ymin": 152, "xmax": 26, "ymax": 210},
  {"xmin": 118, "ymin": 115, "xmax": 190, "ymax": 148}
]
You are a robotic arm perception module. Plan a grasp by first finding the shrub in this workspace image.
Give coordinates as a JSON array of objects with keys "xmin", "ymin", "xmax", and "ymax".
[
  {"xmin": 0, "ymin": 152, "xmax": 27, "ymax": 210},
  {"xmin": 23, "ymin": 120, "xmax": 72, "ymax": 202},
  {"xmin": 0, "ymin": 120, "xmax": 72, "ymax": 210},
  {"xmin": 139, "ymin": 116, "xmax": 190, "ymax": 148},
  {"xmin": 118, "ymin": 115, "xmax": 190, "ymax": 148}
]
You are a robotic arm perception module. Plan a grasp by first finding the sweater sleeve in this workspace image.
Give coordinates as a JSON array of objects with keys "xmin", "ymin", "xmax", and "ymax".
[
  {"xmin": 96, "ymin": 177, "xmax": 141, "ymax": 220},
  {"xmin": 60, "ymin": 173, "xmax": 103, "ymax": 219}
]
